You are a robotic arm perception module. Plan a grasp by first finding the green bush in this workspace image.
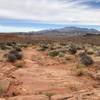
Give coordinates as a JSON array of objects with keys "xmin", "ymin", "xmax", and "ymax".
[
  {"xmin": 58, "ymin": 52, "xmax": 64, "ymax": 57},
  {"xmin": 48, "ymin": 51, "xmax": 59, "ymax": 57}
]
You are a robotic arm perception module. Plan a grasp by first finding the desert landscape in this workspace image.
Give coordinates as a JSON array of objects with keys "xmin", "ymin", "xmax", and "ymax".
[
  {"xmin": 0, "ymin": 0, "xmax": 100, "ymax": 99},
  {"xmin": 0, "ymin": 29, "xmax": 100, "ymax": 100}
]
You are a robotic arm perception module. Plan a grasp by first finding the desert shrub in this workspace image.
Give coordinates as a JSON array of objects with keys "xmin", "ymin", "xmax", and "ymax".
[
  {"xmin": 48, "ymin": 51, "xmax": 59, "ymax": 57},
  {"xmin": 6, "ymin": 42, "xmax": 17, "ymax": 48},
  {"xmin": 12, "ymin": 42, "xmax": 16, "ymax": 45},
  {"xmin": 9, "ymin": 49, "xmax": 18, "ymax": 54},
  {"xmin": 87, "ymin": 51, "xmax": 94, "ymax": 55},
  {"xmin": 7, "ymin": 53, "xmax": 17, "ymax": 62},
  {"xmin": 75, "ymin": 45, "xmax": 83, "ymax": 50},
  {"xmin": 53, "ymin": 43, "xmax": 61, "ymax": 49},
  {"xmin": 58, "ymin": 52, "xmax": 64, "ymax": 57},
  {"xmin": 15, "ymin": 47, "xmax": 22, "ymax": 52},
  {"xmin": 77, "ymin": 63, "xmax": 86, "ymax": 68},
  {"xmin": 0, "ymin": 44, "xmax": 5, "ymax": 50},
  {"xmin": 15, "ymin": 52, "xmax": 23, "ymax": 60},
  {"xmin": 48, "ymin": 50, "xmax": 64, "ymax": 57},
  {"xmin": 60, "ymin": 42, "xmax": 66, "ymax": 46},
  {"xmin": 39, "ymin": 44, "xmax": 49, "ymax": 51},
  {"xmin": 65, "ymin": 55, "xmax": 73, "ymax": 61},
  {"xmin": 0, "ymin": 45, "xmax": 9, "ymax": 50},
  {"xmin": 6, "ymin": 42, "xmax": 13, "ymax": 46},
  {"xmin": 67, "ymin": 44, "xmax": 77, "ymax": 54},
  {"xmin": 10, "ymin": 50, "xmax": 23, "ymax": 60},
  {"xmin": 49, "ymin": 46, "xmax": 55, "ymax": 50},
  {"xmin": 79, "ymin": 52, "xmax": 93, "ymax": 66},
  {"xmin": 22, "ymin": 44, "xmax": 28, "ymax": 48},
  {"xmin": 7, "ymin": 49, "xmax": 23, "ymax": 62},
  {"xmin": 86, "ymin": 49, "xmax": 94, "ymax": 55}
]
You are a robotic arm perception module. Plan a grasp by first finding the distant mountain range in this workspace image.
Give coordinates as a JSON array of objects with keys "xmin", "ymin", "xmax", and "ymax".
[
  {"xmin": 36, "ymin": 27, "xmax": 100, "ymax": 36},
  {"xmin": 0, "ymin": 27, "xmax": 100, "ymax": 36}
]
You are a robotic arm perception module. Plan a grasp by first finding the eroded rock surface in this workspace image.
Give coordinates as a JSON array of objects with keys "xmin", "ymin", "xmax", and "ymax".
[{"xmin": 0, "ymin": 47, "xmax": 100, "ymax": 100}]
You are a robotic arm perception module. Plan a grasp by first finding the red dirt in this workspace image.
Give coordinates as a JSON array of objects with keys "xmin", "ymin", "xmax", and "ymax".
[{"xmin": 0, "ymin": 47, "xmax": 100, "ymax": 100}]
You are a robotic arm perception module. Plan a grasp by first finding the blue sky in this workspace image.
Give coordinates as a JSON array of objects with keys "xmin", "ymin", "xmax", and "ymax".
[{"xmin": 0, "ymin": 0, "xmax": 100, "ymax": 32}]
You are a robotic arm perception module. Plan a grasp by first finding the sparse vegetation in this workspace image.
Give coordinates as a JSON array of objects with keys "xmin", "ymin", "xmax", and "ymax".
[
  {"xmin": 4, "ymin": 48, "xmax": 23, "ymax": 62},
  {"xmin": 48, "ymin": 51, "xmax": 59, "ymax": 57},
  {"xmin": 9, "ymin": 50, "xmax": 23, "ymax": 59},
  {"xmin": 58, "ymin": 52, "xmax": 65, "ymax": 57},
  {"xmin": 0, "ymin": 45, "xmax": 10, "ymax": 50},
  {"xmin": 0, "ymin": 33, "xmax": 100, "ymax": 99},
  {"xmin": 86, "ymin": 49, "xmax": 94, "ymax": 55},
  {"xmin": 79, "ymin": 52, "xmax": 94, "ymax": 66},
  {"xmin": 15, "ymin": 47, "xmax": 22, "ymax": 52},
  {"xmin": 38, "ymin": 43, "xmax": 49, "ymax": 51},
  {"xmin": 7, "ymin": 53, "xmax": 17, "ymax": 62},
  {"xmin": 67, "ymin": 44, "xmax": 77, "ymax": 55}
]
